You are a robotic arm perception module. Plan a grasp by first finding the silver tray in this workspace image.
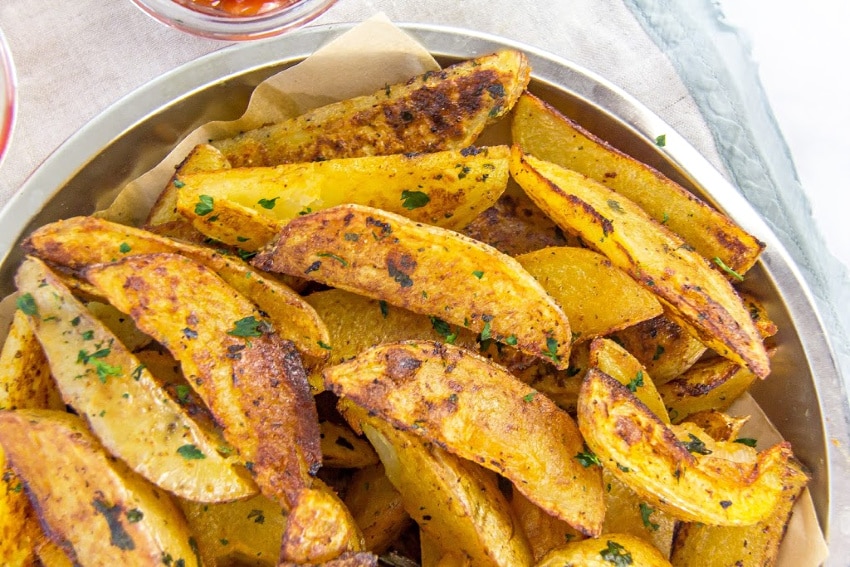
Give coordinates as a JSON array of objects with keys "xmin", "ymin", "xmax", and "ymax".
[{"xmin": 0, "ymin": 23, "xmax": 846, "ymax": 559}]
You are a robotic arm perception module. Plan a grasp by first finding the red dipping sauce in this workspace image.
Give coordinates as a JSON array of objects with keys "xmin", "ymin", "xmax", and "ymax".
[{"xmin": 179, "ymin": 0, "xmax": 298, "ymax": 16}]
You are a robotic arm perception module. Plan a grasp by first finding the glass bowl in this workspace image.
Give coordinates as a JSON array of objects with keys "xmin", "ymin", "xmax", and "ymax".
[
  {"xmin": 129, "ymin": 0, "xmax": 338, "ymax": 40},
  {"xmin": 0, "ymin": 27, "xmax": 15, "ymax": 166}
]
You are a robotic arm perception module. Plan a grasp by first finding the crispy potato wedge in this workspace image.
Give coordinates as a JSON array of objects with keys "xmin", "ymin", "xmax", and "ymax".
[
  {"xmin": 0, "ymin": 308, "xmax": 63, "ymax": 412},
  {"xmin": 577, "ymin": 368, "xmax": 807, "ymax": 525},
  {"xmin": 536, "ymin": 533, "xmax": 673, "ymax": 567},
  {"xmin": 511, "ymin": 92, "xmax": 764, "ymax": 275},
  {"xmin": 176, "ymin": 146, "xmax": 510, "ymax": 250},
  {"xmin": 669, "ymin": 461, "xmax": 808, "ymax": 566},
  {"xmin": 684, "ymin": 410, "xmax": 749, "ymax": 443},
  {"xmin": 461, "ymin": 186, "xmax": 573, "ymax": 256},
  {"xmin": 279, "ymin": 552, "xmax": 379, "ymax": 567},
  {"xmin": 148, "ymin": 142, "xmax": 233, "ymax": 226},
  {"xmin": 25, "ymin": 215, "xmax": 330, "ymax": 360},
  {"xmin": 360, "ymin": 413, "xmax": 533, "ymax": 567},
  {"xmin": 510, "ymin": 148, "xmax": 769, "ymax": 378},
  {"xmin": 254, "ymin": 204, "xmax": 572, "ymax": 368},
  {"xmin": 508, "ymin": 487, "xmax": 584, "ymax": 561},
  {"xmin": 421, "ymin": 533, "xmax": 473, "ymax": 567},
  {"xmin": 0, "ymin": 409, "xmax": 198, "ymax": 566},
  {"xmin": 214, "ymin": 50, "xmax": 530, "ymax": 167},
  {"xmin": 608, "ymin": 314, "xmax": 707, "ymax": 385},
  {"xmin": 320, "ymin": 420, "xmax": 380, "ymax": 469},
  {"xmin": 15, "ymin": 256, "xmax": 257, "ymax": 502},
  {"xmin": 516, "ymin": 247, "xmax": 662, "ymax": 340},
  {"xmin": 35, "ymin": 540, "xmax": 75, "ymax": 567},
  {"xmin": 84, "ymin": 253, "xmax": 321, "ymax": 509},
  {"xmin": 323, "ymin": 341, "xmax": 604, "ymax": 536},
  {"xmin": 739, "ymin": 291, "xmax": 779, "ymax": 339},
  {"xmin": 0, "ymin": 444, "xmax": 41, "ymax": 566},
  {"xmin": 85, "ymin": 300, "xmax": 154, "ymax": 352},
  {"xmin": 179, "ymin": 492, "xmax": 286, "ymax": 567},
  {"xmin": 279, "ymin": 480, "xmax": 365, "ymax": 564},
  {"xmin": 344, "ymin": 464, "xmax": 411, "ymax": 554},
  {"xmin": 658, "ymin": 352, "xmax": 772, "ymax": 424},
  {"xmin": 589, "ymin": 337, "xmax": 669, "ymax": 424},
  {"xmin": 601, "ymin": 469, "xmax": 676, "ymax": 559}
]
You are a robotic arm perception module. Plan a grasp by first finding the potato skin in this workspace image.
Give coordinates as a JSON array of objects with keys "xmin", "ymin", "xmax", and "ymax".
[
  {"xmin": 214, "ymin": 50, "xmax": 530, "ymax": 167},
  {"xmin": 536, "ymin": 533, "xmax": 673, "ymax": 567}
]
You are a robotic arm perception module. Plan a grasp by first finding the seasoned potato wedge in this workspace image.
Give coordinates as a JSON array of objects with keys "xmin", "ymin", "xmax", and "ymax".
[
  {"xmin": 323, "ymin": 341, "xmax": 604, "ymax": 536},
  {"xmin": 147, "ymin": 142, "xmax": 233, "ymax": 226},
  {"xmin": 254, "ymin": 204, "xmax": 572, "ymax": 368},
  {"xmin": 0, "ymin": 308, "xmax": 63, "ymax": 412},
  {"xmin": 84, "ymin": 253, "xmax": 321, "ymax": 509},
  {"xmin": 589, "ymin": 337, "xmax": 669, "ymax": 423},
  {"xmin": 25, "ymin": 215, "xmax": 330, "ymax": 360},
  {"xmin": 511, "ymin": 92, "xmax": 764, "ymax": 274},
  {"xmin": 516, "ymin": 247, "xmax": 662, "ymax": 340},
  {"xmin": 510, "ymin": 148, "xmax": 769, "ymax": 378},
  {"xmin": 320, "ymin": 420, "xmax": 380, "ymax": 469},
  {"xmin": 684, "ymin": 410, "xmax": 749, "ymax": 442},
  {"xmin": 0, "ymin": 409, "xmax": 198, "ymax": 566},
  {"xmin": 536, "ymin": 533, "xmax": 673, "ymax": 567},
  {"xmin": 0, "ymin": 444, "xmax": 41, "ymax": 566},
  {"xmin": 16, "ymin": 256, "xmax": 257, "ymax": 502},
  {"xmin": 176, "ymin": 146, "xmax": 510, "ymax": 249},
  {"xmin": 669, "ymin": 461, "xmax": 808, "ymax": 566},
  {"xmin": 608, "ymin": 314, "xmax": 707, "ymax": 385},
  {"xmin": 214, "ymin": 50, "xmax": 530, "ymax": 167},
  {"xmin": 360, "ymin": 413, "xmax": 534, "ymax": 567},
  {"xmin": 279, "ymin": 552, "xmax": 379, "ymax": 567},
  {"xmin": 577, "ymin": 369, "xmax": 807, "ymax": 525},
  {"xmin": 658, "ymin": 352, "xmax": 772, "ymax": 424},
  {"xmin": 179, "ymin": 492, "xmax": 286, "ymax": 567},
  {"xmin": 344, "ymin": 464, "xmax": 411, "ymax": 554},
  {"xmin": 279, "ymin": 481, "xmax": 365, "ymax": 564},
  {"xmin": 508, "ymin": 488, "xmax": 584, "ymax": 561}
]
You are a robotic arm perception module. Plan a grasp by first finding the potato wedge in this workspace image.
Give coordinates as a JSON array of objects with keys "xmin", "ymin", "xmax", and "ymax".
[
  {"xmin": 511, "ymin": 92, "xmax": 764, "ymax": 275},
  {"xmin": 658, "ymin": 353, "xmax": 771, "ymax": 424},
  {"xmin": 15, "ymin": 256, "xmax": 257, "ymax": 502},
  {"xmin": 360, "ymin": 412, "xmax": 533, "ymax": 567},
  {"xmin": 254, "ymin": 204, "xmax": 572, "ymax": 368},
  {"xmin": 0, "ymin": 444, "xmax": 41, "ymax": 566},
  {"xmin": 684, "ymin": 410, "xmax": 749, "ymax": 443},
  {"xmin": 516, "ymin": 247, "xmax": 662, "ymax": 340},
  {"xmin": 510, "ymin": 148, "xmax": 769, "ymax": 378},
  {"xmin": 669, "ymin": 461, "xmax": 808, "ymax": 566},
  {"xmin": 84, "ymin": 253, "xmax": 321, "ymax": 509},
  {"xmin": 320, "ymin": 420, "xmax": 380, "ymax": 469},
  {"xmin": 214, "ymin": 50, "xmax": 530, "ymax": 167},
  {"xmin": 179, "ymin": 492, "xmax": 286, "ymax": 567},
  {"xmin": 536, "ymin": 533, "xmax": 673, "ymax": 567},
  {"xmin": 577, "ymin": 368, "xmax": 806, "ymax": 525},
  {"xmin": 589, "ymin": 337, "xmax": 669, "ymax": 424},
  {"xmin": 176, "ymin": 146, "xmax": 510, "ymax": 249},
  {"xmin": 148, "ymin": 142, "xmax": 233, "ymax": 226},
  {"xmin": 279, "ymin": 552, "xmax": 379, "ymax": 567},
  {"xmin": 508, "ymin": 487, "xmax": 584, "ymax": 561},
  {"xmin": 323, "ymin": 341, "xmax": 604, "ymax": 536},
  {"xmin": 344, "ymin": 464, "xmax": 411, "ymax": 554},
  {"xmin": 25, "ymin": 215, "xmax": 330, "ymax": 360},
  {"xmin": 0, "ymin": 307, "xmax": 63, "ymax": 412},
  {"xmin": 608, "ymin": 314, "xmax": 707, "ymax": 385},
  {"xmin": 279, "ymin": 480, "xmax": 365, "ymax": 564},
  {"xmin": 0, "ymin": 409, "xmax": 198, "ymax": 566}
]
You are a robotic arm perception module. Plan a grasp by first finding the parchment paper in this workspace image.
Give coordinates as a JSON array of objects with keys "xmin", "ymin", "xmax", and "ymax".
[{"xmin": 1, "ymin": 14, "xmax": 828, "ymax": 565}]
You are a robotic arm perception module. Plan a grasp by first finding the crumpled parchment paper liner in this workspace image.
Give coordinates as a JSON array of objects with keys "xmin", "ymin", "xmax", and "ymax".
[{"xmin": 1, "ymin": 13, "xmax": 828, "ymax": 564}]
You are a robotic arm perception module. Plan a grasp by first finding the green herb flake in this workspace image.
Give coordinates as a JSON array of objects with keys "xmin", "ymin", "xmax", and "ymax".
[
  {"xmin": 600, "ymin": 539, "xmax": 633, "ymax": 566},
  {"xmin": 607, "ymin": 199, "xmax": 624, "ymax": 213},
  {"xmin": 81, "ymin": 330, "xmax": 95, "ymax": 341},
  {"xmin": 379, "ymin": 300, "xmax": 389, "ymax": 319},
  {"xmin": 16, "ymin": 293, "xmax": 38, "ymax": 317},
  {"xmin": 626, "ymin": 370, "xmax": 644, "ymax": 392},
  {"xmin": 117, "ymin": 242, "xmax": 132, "ymax": 254},
  {"xmin": 616, "ymin": 463, "xmax": 630, "ymax": 473},
  {"xmin": 652, "ymin": 345, "xmax": 665, "ymax": 361},
  {"xmin": 317, "ymin": 341, "xmax": 333, "ymax": 351},
  {"xmin": 734, "ymin": 437, "xmax": 758, "ymax": 448},
  {"xmin": 575, "ymin": 450, "xmax": 601, "ymax": 468},
  {"xmin": 219, "ymin": 538, "xmax": 229, "ymax": 546},
  {"xmin": 175, "ymin": 384, "xmax": 191, "ymax": 404},
  {"xmin": 655, "ymin": 134, "xmax": 667, "ymax": 147},
  {"xmin": 544, "ymin": 337, "xmax": 561, "ymax": 364},
  {"xmin": 661, "ymin": 212, "xmax": 669, "ymax": 225},
  {"xmin": 173, "ymin": 179, "xmax": 186, "ymax": 189},
  {"xmin": 713, "ymin": 257, "xmax": 745, "ymax": 282},
  {"xmin": 505, "ymin": 335, "xmax": 518, "ymax": 346},
  {"xmin": 316, "ymin": 252, "xmax": 348, "ymax": 267},
  {"xmin": 177, "ymin": 444, "xmax": 206, "ymax": 460},
  {"xmin": 227, "ymin": 316, "xmax": 268, "ymax": 338},
  {"xmin": 71, "ymin": 315, "xmax": 81, "ymax": 326},
  {"xmin": 430, "ymin": 316, "xmax": 458, "ymax": 345},
  {"xmin": 522, "ymin": 392, "xmax": 536, "ymax": 403},
  {"xmin": 247, "ymin": 509, "xmax": 265, "ymax": 524},
  {"xmin": 479, "ymin": 319, "xmax": 492, "ymax": 342},
  {"xmin": 683, "ymin": 433, "xmax": 712, "ymax": 455},
  {"xmin": 401, "ymin": 189, "xmax": 431, "ymax": 210},
  {"xmin": 194, "ymin": 195, "xmax": 214, "ymax": 216},
  {"xmin": 126, "ymin": 508, "xmax": 144, "ymax": 523},
  {"xmin": 131, "ymin": 364, "xmax": 145, "ymax": 381},
  {"xmin": 92, "ymin": 499, "xmax": 136, "ymax": 551},
  {"xmin": 639, "ymin": 502, "xmax": 660, "ymax": 531},
  {"xmin": 298, "ymin": 206, "xmax": 313, "ymax": 216},
  {"xmin": 257, "ymin": 197, "xmax": 279, "ymax": 210},
  {"xmin": 236, "ymin": 236, "xmax": 250, "ymax": 243},
  {"xmin": 472, "ymin": 270, "xmax": 484, "ymax": 279}
]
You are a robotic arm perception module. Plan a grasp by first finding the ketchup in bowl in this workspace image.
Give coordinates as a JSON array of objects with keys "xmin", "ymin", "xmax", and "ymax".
[{"xmin": 179, "ymin": 0, "xmax": 298, "ymax": 16}]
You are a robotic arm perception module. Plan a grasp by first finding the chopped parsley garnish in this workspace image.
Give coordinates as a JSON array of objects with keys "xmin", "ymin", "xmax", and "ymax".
[
  {"xmin": 505, "ymin": 335, "xmax": 518, "ymax": 346},
  {"xmin": 639, "ymin": 503, "xmax": 659, "ymax": 531},
  {"xmin": 317, "ymin": 341, "xmax": 333, "ymax": 350},
  {"xmin": 126, "ymin": 508, "xmax": 144, "ymax": 523},
  {"xmin": 607, "ymin": 199, "xmax": 624, "ymax": 213},
  {"xmin": 400, "ymin": 190, "xmax": 430, "ymax": 210},
  {"xmin": 227, "ymin": 316, "xmax": 268, "ymax": 338},
  {"xmin": 16, "ymin": 293, "xmax": 37, "ymax": 316},
  {"xmin": 626, "ymin": 370, "xmax": 644, "ymax": 392},
  {"xmin": 479, "ymin": 319, "xmax": 492, "ymax": 342},
  {"xmin": 94, "ymin": 362, "xmax": 122, "ymax": 384},
  {"xmin": 379, "ymin": 300, "xmax": 389, "ymax": 319},
  {"xmin": 522, "ymin": 392, "xmax": 536, "ymax": 403},
  {"xmin": 81, "ymin": 330, "xmax": 95, "ymax": 341},
  {"xmin": 734, "ymin": 437, "xmax": 758, "ymax": 448},
  {"xmin": 472, "ymin": 270, "xmax": 484, "ymax": 279},
  {"xmin": 316, "ymin": 252, "xmax": 348, "ymax": 267},
  {"xmin": 173, "ymin": 179, "xmax": 185, "ymax": 188},
  {"xmin": 119, "ymin": 242, "xmax": 131, "ymax": 254},
  {"xmin": 257, "ymin": 197, "xmax": 279, "ymax": 209},
  {"xmin": 131, "ymin": 364, "xmax": 145, "ymax": 381},
  {"xmin": 652, "ymin": 345, "xmax": 665, "ymax": 361},
  {"xmin": 298, "ymin": 206, "xmax": 313, "ymax": 216},
  {"xmin": 661, "ymin": 212, "xmax": 669, "ymax": 224},
  {"xmin": 713, "ymin": 257, "xmax": 745, "ymax": 281},
  {"xmin": 177, "ymin": 444, "xmax": 206, "ymax": 460},
  {"xmin": 430, "ymin": 316, "xmax": 458, "ymax": 345},
  {"xmin": 194, "ymin": 195, "xmax": 214, "ymax": 216},
  {"xmin": 71, "ymin": 316, "xmax": 81, "ymax": 326},
  {"xmin": 575, "ymin": 450, "xmax": 601, "ymax": 468},
  {"xmin": 544, "ymin": 337, "xmax": 560, "ymax": 364},
  {"xmin": 683, "ymin": 433, "xmax": 712, "ymax": 455},
  {"xmin": 247, "ymin": 509, "xmax": 265, "ymax": 524},
  {"xmin": 175, "ymin": 384, "xmax": 191, "ymax": 404},
  {"xmin": 655, "ymin": 134, "xmax": 667, "ymax": 147},
  {"xmin": 600, "ymin": 539, "xmax": 633, "ymax": 565}
]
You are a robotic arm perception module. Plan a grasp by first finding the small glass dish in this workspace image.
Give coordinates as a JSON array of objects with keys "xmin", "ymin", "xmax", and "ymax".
[
  {"xmin": 129, "ymin": 0, "xmax": 338, "ymax": 41},
  {"xmin": 0, "ymin": 26, "xmax": 15, "ymax": 166}
]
